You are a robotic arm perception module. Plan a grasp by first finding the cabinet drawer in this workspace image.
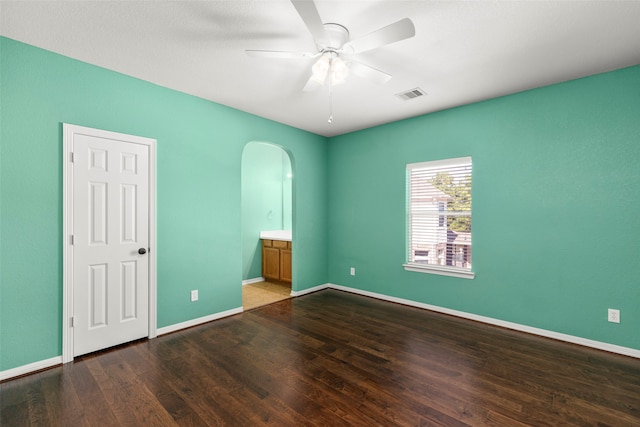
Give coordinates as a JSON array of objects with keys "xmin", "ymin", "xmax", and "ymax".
[
  {"xmin": 273, "ymin": 240, "xmax": 288, "ymax": 249},
  {"xmin": 262, "ymin": 239, "xmax": 273, "ymax": 247}
]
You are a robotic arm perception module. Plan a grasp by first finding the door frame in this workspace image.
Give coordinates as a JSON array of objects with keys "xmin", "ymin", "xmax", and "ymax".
[{"xmin": 62, "ymin": 123, "xmax": 157, "ymax": 363}]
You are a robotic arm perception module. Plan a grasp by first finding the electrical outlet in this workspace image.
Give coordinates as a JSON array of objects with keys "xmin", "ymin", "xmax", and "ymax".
[
  {"xmin": 350, "ymin": 267, "xmax": 355, "ymax": 276},
  {"xmin": 608, "ymin": 308, "xmax": 620, "ymax": 323},
  {"xmin": 191, "ymin": 290, "xmax": 198, "ymax": 302}
]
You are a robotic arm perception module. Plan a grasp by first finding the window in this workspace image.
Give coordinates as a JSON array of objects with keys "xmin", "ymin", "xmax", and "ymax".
[{"xmin": 404, "ymin": 156, "xmax": 474, "ymax": 279}]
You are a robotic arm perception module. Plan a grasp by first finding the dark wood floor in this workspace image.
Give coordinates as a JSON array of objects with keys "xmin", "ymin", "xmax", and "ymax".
[{"xmin": 2, "ymin": 290, "xmax": 639, "ymax": 426}]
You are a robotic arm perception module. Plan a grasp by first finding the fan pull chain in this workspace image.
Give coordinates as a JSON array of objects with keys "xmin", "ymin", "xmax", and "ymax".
[{"xmin": 328, "ymin": 87, "xmax": 334, "ymax": 124}]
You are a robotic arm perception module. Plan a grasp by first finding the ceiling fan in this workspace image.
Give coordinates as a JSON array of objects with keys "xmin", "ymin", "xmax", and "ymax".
[{"xmin": 246, "ymin": 0, "xmax": 416, "ymax": 91}]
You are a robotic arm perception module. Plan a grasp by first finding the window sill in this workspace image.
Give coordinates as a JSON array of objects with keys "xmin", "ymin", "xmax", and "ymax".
[{"xmin": 403, "ymin": 263, "xmax": 475, "ymax": 279}]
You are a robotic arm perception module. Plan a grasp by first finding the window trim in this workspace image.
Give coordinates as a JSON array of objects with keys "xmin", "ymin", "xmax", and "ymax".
[
  {"xmin": 403, "ymin": 262, "xmax": 476, "ymax": 279},
  {"xmin": 405, "ymin": 156, "xmax": 474, "ymax": 279}
]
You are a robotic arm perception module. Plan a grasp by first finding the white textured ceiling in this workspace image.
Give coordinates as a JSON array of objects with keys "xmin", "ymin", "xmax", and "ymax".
[{"xmin": 1, "ymin": 1, "xmax": 640, "ymax": 137}]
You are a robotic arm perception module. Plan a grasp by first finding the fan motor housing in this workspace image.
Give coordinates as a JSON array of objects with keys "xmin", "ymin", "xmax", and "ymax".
[{"xmin": 318, "ymin": 23, "xmax": 350, "ymax": 51}]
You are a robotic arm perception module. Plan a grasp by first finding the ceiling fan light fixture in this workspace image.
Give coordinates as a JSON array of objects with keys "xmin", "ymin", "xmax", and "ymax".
[
  {"xmin": 311, "ymin": 52, "xmax": 331, "ymax": 83},
  {"xmin": 330, "ymin": 56, "xmax": 349, "ymax": 85},
  {"xmin": 312, "ymin": 52, "xmax": 349, "ymax": 86}
]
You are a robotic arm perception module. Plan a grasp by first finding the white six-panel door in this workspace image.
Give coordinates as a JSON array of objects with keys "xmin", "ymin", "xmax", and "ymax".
[{"xmin": 64, "ymin": 125, "xmax": 155, "ymax": 358}]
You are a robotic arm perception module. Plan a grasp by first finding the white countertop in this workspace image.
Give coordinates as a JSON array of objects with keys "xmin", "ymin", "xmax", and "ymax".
[{"xmin": 259, "ymin": 230, "xmax": 292, "ymax": 241}]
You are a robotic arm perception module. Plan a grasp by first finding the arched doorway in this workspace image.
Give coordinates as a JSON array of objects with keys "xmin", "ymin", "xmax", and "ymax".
[{"xmin": 240, "ymin": 142, "xmax": 293, "ymax": 310}]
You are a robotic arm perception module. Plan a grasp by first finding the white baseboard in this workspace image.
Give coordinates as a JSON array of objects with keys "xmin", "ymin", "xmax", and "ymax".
[
  {"xmin": 3, "ymin": 307, "xmax": 246, "ymax": 381},
  {"xmin": 156, "ymin": 307, "xmax": 243, "ymax": 336},
  {"xmin": 327, "ymin": 283, "xmax": 640, "ymax": 359},
  {"xmin": 290, "ymin": 283, "xmax": 330, "ymax": 297},
  {"xmin": 242, "ymin": 277, "xmax": 265, "ymax": 286},
  {"xmin": 6, "ymin": 282, "xmax": 638, "ymax": 382},
  {"xmin": 1, "ymin": 356, "xmax": 62, "ymax": 381}
]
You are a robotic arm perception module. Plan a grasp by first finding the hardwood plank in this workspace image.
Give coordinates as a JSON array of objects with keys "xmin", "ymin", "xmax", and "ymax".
[
  {"xmin": 40, "ymin": 368, "xmax": 89, "ymax": 426},
  {"xmin": 65, "ymin": 359, "xmax": 121, "ymax": 426},
  {"xmin": 2, "ymin": 289, "xmax": 639, "ymax": 426}
]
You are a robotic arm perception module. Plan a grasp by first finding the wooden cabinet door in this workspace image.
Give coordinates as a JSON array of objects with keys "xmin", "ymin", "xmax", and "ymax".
[
  {"xmin": 280, "ymin": 248, "xmax": 292, "ymax": 283},
  {"xmin": 262, "ymin": 246, "xmax": 280, "ymax": 280}
]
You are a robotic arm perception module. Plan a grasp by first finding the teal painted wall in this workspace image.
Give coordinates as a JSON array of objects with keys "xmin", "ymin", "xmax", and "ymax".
[
  {"xmin": 327, "ymin": 65, "xmax": 640, "ymax": 351},
  {"xmin": 2, "ymin": 34, "xmax": 638, "ymax": 373},
  {"xmin": 241, "ymin": 142, "xmax": 292, "ymax": 281},
  {"xmin": 0, "ymin": 37, "xmax": 328, "ymax": 371}
]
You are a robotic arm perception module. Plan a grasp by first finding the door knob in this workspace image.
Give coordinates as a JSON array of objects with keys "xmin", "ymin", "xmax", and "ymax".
[{"xmin": 138, "ymin": 248, "xmax": 147, "ymax": 255}]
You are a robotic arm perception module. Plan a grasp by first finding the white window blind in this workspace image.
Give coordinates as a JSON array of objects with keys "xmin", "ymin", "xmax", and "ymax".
[{"xmin": 404, "ymin": 157, "xmax": 474, "ymax": 279}]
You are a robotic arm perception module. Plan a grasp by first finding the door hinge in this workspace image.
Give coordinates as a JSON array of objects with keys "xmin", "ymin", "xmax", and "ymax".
[
  {"xmin": 70, "ymin": 152, "xmax": 74, "ymax": 163},
  {"xmin": 70, "ymin": 235, "xmax": 74, "ymax": 245},
  {"xmin": 70, "ymin": 316, "xmax": 75, "ymax": 328}
]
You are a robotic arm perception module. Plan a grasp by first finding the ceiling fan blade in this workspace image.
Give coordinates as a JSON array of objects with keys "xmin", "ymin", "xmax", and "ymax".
[
  {"xmin": 290, "ymin": 0, "xmax": 328, "ymax": 43},
  {"xmin": 344, "ymin": 18, "xmax": 415, "ymax": 54},
  {"xmin": 246, "ymin": 50, "xmax": 316, "ymax": 59},
  {"xmin": 349, "ymin": 61, "xmax": 392, "ymax": 85}
]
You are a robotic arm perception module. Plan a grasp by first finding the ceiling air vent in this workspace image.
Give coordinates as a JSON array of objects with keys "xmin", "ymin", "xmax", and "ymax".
[{"xmin": 396, "ymin": 87, "xmax": 426, "ymax": 101}]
